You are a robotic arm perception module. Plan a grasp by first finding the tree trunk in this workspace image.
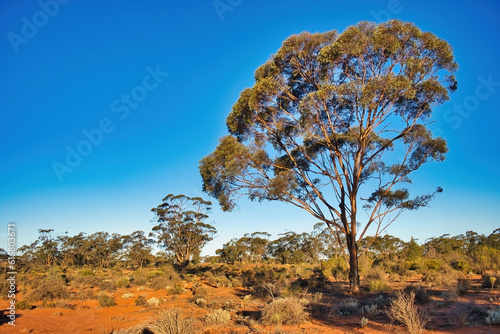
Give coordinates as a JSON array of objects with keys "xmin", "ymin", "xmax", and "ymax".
[{"xmin": 347, "ymin": 234, "xmax": 360, "ymax": 294}]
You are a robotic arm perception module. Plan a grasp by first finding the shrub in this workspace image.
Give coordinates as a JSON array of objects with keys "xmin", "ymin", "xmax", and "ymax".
[
  {"xmin": 447, "ymin": 303, "xmax": 487, "ymax": 328},
  {"xmin": 135, "ymin": 295, "xmax": 147, "ymax": 306},
  {"xmin": 71, "ymin": 289, "xmax": 95, "ymax": 300},
  {"xmin": 98, "ymin": 294, "xmax": 116, "ymax": 307},
  {"xmin": 24, "ymin": 278, "xmax": 69, "ymax": 302},
  {"xmin": 403, "ymin": 285, "xmax": 430, "ymax": 305},
  {"xmin": 150, "ymin": 275, "xmax": 181, "ymax": 291},
  {"xmin": 17, "ymin": 300, "xmax": 33, "ymax": 310},
  {"xmin": 321, "ymin": 256, "xmax": 348, "ymax": 280},
  {"xmin": 148, "ymin": 297, "xmax": 161, "ymax": 307},
  {"xmin": 424, "ymin": 259, "xmax": 441, "ymax": 271},
  {"xmin": 210, "ymin": 276, "xmax": 231, "ymax": 288},
  {"xmin": 116, "ymin": 277, "xmax": 131, "ymax": 289},
  {"xmin": 122, "ymin": 293, "xmax": 135, "ymax": 299},
  {"xmin": 262, "ymin": 296, "xmax": 308, "ymax": 325},
  {"xmin": 442, "ymin": 290, "xmax": 458, "ymax": 303},
  {"xmin": 147, "ymin": 270, "xmax": 164, "ymax": 279},
  {"xmin": 205, "ymin": 309, "xmax": 231, "ymax": 325},
  {"xmin": 230, "ymin": 277, "xmax": 242, "ymax": 287},
  {"xmin": 79, "ymin": 269, "xmax": 95, "ymax": 276},
  {"xmin": 360, "ymin": 316, "xmax": 369, "ymax": 328},
  {"xmin": 99, "ymin": 279, "xmax": 116, "ymax": 292},
  {"xmin": 452, "ymin": 261, "xmax": 470, "ymax": 273},
  {"xmin": 193, "ymin": 285, "xmax": 209, "ymax": 299},
  {"xmin": 486, "ymin": 307, "xmax": 500, "ymax": 324},
  {"xmin": 362, "ymin": 268, "xmax": 390, "ymax": 293},
  {"xmin": 147, "ymin": 308, "xmax": 196, "ymax": 334},
  {"xmin": 362, "ymin": 303, "xmax": 378, "ymax": 318},
  {"xmin": 337, "ymin": 298, "xmax": 359, "ymax": 315},
  {"xmin": 387, "ymin": 291, "xmax": 429, "ymax": 334},
  {"xmin": 169, "ymin": 283, "xmax": 184, "ymax": 295},
  {"xmin": 0, "ymin": 280, "xmax": 11, "ymax": 297},
  {"xmin": 482, "ymin": 272, "xmax": 500, "ymax": 289}
]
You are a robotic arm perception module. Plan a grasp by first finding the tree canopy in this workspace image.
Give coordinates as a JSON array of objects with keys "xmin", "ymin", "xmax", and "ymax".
[
  {"xmin": 151, "ymin": 194, "xmax": 216, "ymax": 267},
  {"xmin": 200, "ymin": 20, "xmax": 457, "ymax": 293}
]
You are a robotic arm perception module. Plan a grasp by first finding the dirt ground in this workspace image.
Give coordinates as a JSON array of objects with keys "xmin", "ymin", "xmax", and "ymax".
[{"xmin": 1, "ymin": 274, "xmax": 499, "ymax": 333}]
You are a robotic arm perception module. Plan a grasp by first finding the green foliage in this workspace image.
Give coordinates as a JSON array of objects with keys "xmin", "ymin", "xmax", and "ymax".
[
  {"xmin": 98, "ymin": 294, "xmax": 116, "ymax": 307},
  {"xmin": 116, "ymin": 277, "xmax": 131, "ymax": 288},
  {"xmin": 16, "ymin": 300, "xmax": 33, "ymax": 310},
  {"xmin": 79, "ymin": 269, "xmax": 95, "ymax": 276},
  {"xmin": 147, "ymin": 270, "xmax": 164, "ymax": 279},
  {"xmin": 122, "ymin": 230, "xmax": 153, "ymax": 269},
  {"xmin": 362, "ymin": 267, "xmax": 390, "ymax": 293},
  {"xmin": 425, "ymin": 259, "xmax": 441, "ymax": 271},
  {"xmin": 321, "ymin": 256, "xmax": 348, "ymax": 280},
  {"xmin": 452, "ymin": 260, "xmax": 470, "ymax": 273}
]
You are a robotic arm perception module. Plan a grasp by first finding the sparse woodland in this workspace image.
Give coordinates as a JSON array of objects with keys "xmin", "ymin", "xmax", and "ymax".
[
  {"xmin": 2, "ymin": 19, "xmax": 500, "ymax": 334},
  {"xmin": 1, "ymin": 224, "xmax": 500, "ymax": 333}
]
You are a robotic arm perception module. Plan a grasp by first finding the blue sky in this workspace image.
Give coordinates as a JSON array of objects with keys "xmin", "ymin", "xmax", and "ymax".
[{"xmin": 1, "ymin": 0, "xmax": 499, "ymax": 256}]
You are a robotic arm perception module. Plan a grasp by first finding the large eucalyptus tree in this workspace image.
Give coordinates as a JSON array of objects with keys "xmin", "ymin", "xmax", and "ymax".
[{"xmin": 200, "ymin": 20, "xmax": 457, "ymax": 293}]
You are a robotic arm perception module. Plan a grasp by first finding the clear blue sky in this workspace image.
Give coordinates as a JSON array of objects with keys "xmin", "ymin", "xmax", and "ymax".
[{"xmin": 1, "ymin": 0, "xmax": 499, "ymax": 256}]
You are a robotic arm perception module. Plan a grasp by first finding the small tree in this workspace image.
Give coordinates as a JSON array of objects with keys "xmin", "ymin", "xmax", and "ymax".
[
  {"xmin": 151, "ymin": 194, "xmax": 216, "ymax": 267},
  {"xmin": 200, "ymin": 20, "xmax": 457, "ymax": 293}
]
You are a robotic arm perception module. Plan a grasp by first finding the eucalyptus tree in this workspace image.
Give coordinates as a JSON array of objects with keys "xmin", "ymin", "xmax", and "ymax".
[
  {"xmin": 151, "ymin": 194, "xmax": 216, "ymax": 267},
  {"xmin": 200, "ymin": 20, "xmax": 457, "ymax": 293},
  {"xmin": 122, "ymin": 230, "xmax": 154, "ymax": 269}
]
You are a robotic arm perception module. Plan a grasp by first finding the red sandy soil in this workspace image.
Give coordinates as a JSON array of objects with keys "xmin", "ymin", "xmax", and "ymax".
[{"xmin": 1, "ymin": 275, "xmax": 499, "ymax": 333}]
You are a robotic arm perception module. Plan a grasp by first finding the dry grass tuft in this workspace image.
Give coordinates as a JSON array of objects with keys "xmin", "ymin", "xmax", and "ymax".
[{"xmin": 387, "ymin": 291, "xmax": 429, "ymax": 334}]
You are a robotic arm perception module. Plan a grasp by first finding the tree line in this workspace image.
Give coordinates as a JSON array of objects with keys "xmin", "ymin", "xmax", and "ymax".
[{"xmin": 3, "ymin": 219, "xmax": 499, "ymax": 276}]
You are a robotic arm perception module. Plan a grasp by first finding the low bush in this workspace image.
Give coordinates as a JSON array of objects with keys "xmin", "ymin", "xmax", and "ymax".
[
  {"xmin": 169, "ymin": 283, "xmax": 184, "ymax": 295},
  {"xmin": 98, "ymin": 294, "xmax": 116, "ymax": 307},
  {"xmin": 442, "ymin": 290, "xmax": 458, "ymax": 303},
  {"xmin": 79, "ymin": 269, "xmax": 95, "ymax": 276},
  {"xmin": 135, "ymin": 295, "xmax": 147, "ymax": 306},
  {"xmin": 482, "ymin": 272, "xmax": 500, "ymax": 289},
  {"xmin": 447, "ymin": 303, "xmax": 486, "ymax": 328},
  {"xmin": 403, "ymin": 285, "xmax": 430, "ymax": 304},
  {"xmin": 98, "ymin": 279, "xmax": 116, "ymax": 292},
  {"xmin": 362, "ymin": 303, "xmax": 378, "ymax": 318},
  {"xmin": 362, "ymin": 267, "xmax": 390, "ymax": 293},
  {"xmin": 486, "ymin": 307, "xmax": 500, "ymax": 324},
  {"xmin": 147, "ymin": 308, "xmax": 196, "ymax": 334},
  {"xmin": 337, "ymin": 298, "xmax": 359, "ymax": 315},
  {"xmin": 71, "ymin": 289, "xmax": 95, "ymax": 300},
  {"xmin": 456, "ymin": 278, "xmax": 470, "ymax": 295},
  {"xmin": 209, "ymin": 276, "xmax": 231, "ymax": 288},
  {"xmin": 116, "ymin": 277, "xmax": 131, "ymax": 289},
  {"xmin": 24, "ymin": 278, "xmax": 69, "ymax": 302},
  {"xmin": 205, "ymin": 309, "xmax": 231, "ymax": 325},
  {"xmin": 148, "ymin": 297, "xmax": 161, "ymax": 307},
  {"xmin": 17, "ymin": 300, "xmax": 33, "ymax": 310},
  {"xmin": 261, "ymin": 296, "xmax": 308, "ymax": 325},
  {"xmin": 452, "ymin": 261, "xmax": 470, "ymax": 273},
  {"xmin": 147, "ymin": 270, "xmax": 164, "ymax": 279}
]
